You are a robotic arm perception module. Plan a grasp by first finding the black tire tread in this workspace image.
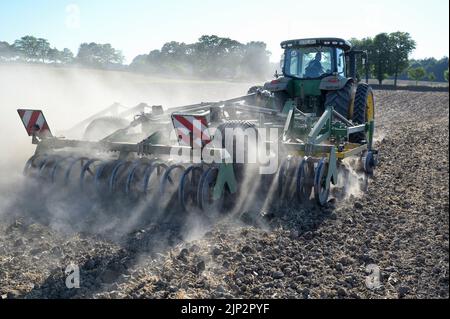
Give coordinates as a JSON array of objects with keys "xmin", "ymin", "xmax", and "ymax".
[
  {"xmin": 324, "ymin": 80, "xmax": 353, "ymax": 119},
  {"xmin": 350, "ymin": 83, "xmax": 371, "ymax": 143}
]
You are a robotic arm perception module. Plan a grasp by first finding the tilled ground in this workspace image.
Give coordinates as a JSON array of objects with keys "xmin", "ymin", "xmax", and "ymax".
[{"xmin": 0, "ymin": 90, "xmax": 448, "ymax": 299}]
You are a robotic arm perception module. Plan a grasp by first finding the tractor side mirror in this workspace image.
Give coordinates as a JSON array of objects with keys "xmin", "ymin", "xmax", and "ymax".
[{"xmin": 274, "ymin": 70, "xmax": 280, "ymax": 79}]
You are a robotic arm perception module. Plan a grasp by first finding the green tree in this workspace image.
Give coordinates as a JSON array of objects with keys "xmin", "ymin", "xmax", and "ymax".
[
  {"xmin": 47, "ymin": 48, "xmax": 60, "ymax": 63},
  {"xmin": 13, "ymin": 36, "xmax": 51, "ymax": 62},
  {"xmin": 36, "ymin": 38, "xmax": 51, "ymax": 62},
  {"xmin": 46, "ymin": 47, "xmax": 73, "ymax": 64},
  {"xmin": 129, "ymin": 35, "xmax": 272, "ymax": 79},
  {"xmin": 408, "ymin": 67, "xmax": 426, "ymax": 85},
  {"xmin": 445, "ymin": 69, "xmax": 449, "ymax": 82},
  {"xmin": 13, "ymin": 36, "xmax": 39, "ymax": 61},
  {"xmin": 0, "ymin": 41, "xmax": 16, "ymax": 61},
  {"xmin": 241, "ymin": 41, "xmax": 271, "ymax": 79},
  {"xmin": 388, "ymin": 32, "xmax": 416, "ymax": 87},
  {"xmin": 349, "ymin": 37, "xmax": 373, "ymax": 80},
  {"xmin": 403, "ymin": 57, "xmax": 448, "ymax": 82},
  {"xmin": 428, "ymin": 72, "xmax": 436, "ymax": 82},
  {"xmin": 193, "ymin": 35, "xmax": 243, "ymax": 76},
  {"xmin": 77, "ymin": 42, "xmax": 124, "ymax": 67},
  {"xmin": 371, "ymin": 33, "xmax": 392, "ymax": 85},
  {"xmin": 60, "ymin": 48, "xmax": 75, "ymax": 64}
]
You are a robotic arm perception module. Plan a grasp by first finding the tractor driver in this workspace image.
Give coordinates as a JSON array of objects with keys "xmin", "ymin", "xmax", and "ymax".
[{"xmin": 305, "ymin": 52, "xmax": 325, "ymax": 78}]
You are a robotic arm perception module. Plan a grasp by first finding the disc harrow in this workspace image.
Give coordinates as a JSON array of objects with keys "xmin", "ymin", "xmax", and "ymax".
[
  {"xmin": 17, "ymin": 73, "xmax": 378, "ymax": 223},
  {"xmin": 23, "ymin": 154, "xmax": 238, "ymax": 214}
]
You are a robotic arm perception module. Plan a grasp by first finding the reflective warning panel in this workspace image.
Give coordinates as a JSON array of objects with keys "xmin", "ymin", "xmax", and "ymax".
[
  {"xmin": 171, "ymin": 114, "xmax": 211, "ymax": 148},
  {"xmin": 17, "ymin": 109, "xmax": 52, "ymax": 137}
]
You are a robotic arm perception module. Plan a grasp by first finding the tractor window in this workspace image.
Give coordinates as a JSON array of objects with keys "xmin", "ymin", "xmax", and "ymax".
[
  {"xmin": 337, "ymin": 48, "xmax": 345, "ymax": 75},
  {"xmin": 289, "ymin": 51, "xmax": 299, "ymax": 75},
  {"xmin": 284, "ymin": 46, "xmax": 334, "ymax": 79}
]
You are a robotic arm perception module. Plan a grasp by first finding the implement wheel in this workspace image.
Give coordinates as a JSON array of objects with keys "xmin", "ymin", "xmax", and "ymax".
[
  {"xmin": 295, "ymin": 157, "xmax": 313, "ymax": 203},
  {"xmin": 314, "ymin": 158, "xmax": 330, "ymax": 206}
]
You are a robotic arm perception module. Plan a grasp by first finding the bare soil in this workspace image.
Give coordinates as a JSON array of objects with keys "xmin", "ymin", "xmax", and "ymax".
[{"xmin": 0, "ymin": 89, "xmax": 448, "ymax": 299}]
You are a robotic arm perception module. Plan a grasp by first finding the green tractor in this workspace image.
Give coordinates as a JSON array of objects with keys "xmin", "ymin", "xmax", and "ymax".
[
  {"xmin": 242, "ymin": 37, "xmax": 377, "ymax": 205},
  {"xmin": 252, "ymin": 37, "xmax": 374, "ymax": 145}
]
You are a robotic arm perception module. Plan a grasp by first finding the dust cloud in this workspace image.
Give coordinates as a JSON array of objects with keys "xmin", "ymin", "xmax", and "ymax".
[{"xmin": 0, "ymin": 64, "xmax": 252, "ymax": 231}]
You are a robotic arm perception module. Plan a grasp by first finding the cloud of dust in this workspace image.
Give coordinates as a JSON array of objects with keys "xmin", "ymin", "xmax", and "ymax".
[
  {"xmin": 332, "ymin": 158, "xmax": 367, "ymax": 201},
  {"xmin": 0, "ymin": 64, "xmax": 253, "ymax": 239}
]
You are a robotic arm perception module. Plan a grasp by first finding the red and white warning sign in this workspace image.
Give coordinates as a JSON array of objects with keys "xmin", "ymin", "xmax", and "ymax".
[
  {"xmin": 171, "ymin": 114, "xmax": 211, "ymax": 148},
  {"xmin": 17, "ymin": 109, "xmax": 52, "ymax": 137}
]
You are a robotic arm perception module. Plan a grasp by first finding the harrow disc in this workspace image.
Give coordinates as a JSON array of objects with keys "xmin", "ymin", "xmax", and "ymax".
[
  {"xmin": 178, "ymin": 165, "xmax": 204, "ymax": 212},
  {"xmin": 125, "ymin": 158, "xmax": 154, "ymax": 196},
  {"xmin": 24, "ymin": 154, "xmax": 50, "ymax": 177},
  {"xmin": 50, "ymin": 156, "xmax": 75, "ymax": 184},
  {"xmin": 158, "ymin": 164, "xmax": 185, "ymax": 210},
  {"xmin": 197, "ymin": 166, "xmax": 222, "ymax": 212},
  {"xmin": 159, "ymin": 165, "xmax": 185, "ymax": 195},
  {"xmin": 295, "ymin": 157, "xmax": 313, "ymax": 203},
  {"xmin": 65, "ymin": 157, "xmax": 90, "ymax": 186},
  {"xmin": 80, "ymin": 158, "xmax": 102, "ymax": 190},
  {"xmin": 109, "ymin": 160, "xmax": 132, "ymax": 193},
  {"xmin": 38, "ymin": 155, "xmax": 62, "ymax": 181},
  {"xmin": 94, "ymin": 160, "xmax": 116, "ymax": 192},
  {"xmin": 142, "ymin": 162, "xmax": 168, "ymax": 197},
  {"xmin": 278, "ymin": 156, "xmax": 296, "ymax": 200},
  {"xmin": 314, "ymin": 158, "xmax": 330, "ymax": 206},
  {"xmin": 363, "ymin": 150, "xmax": 377, "ymax": 175}
]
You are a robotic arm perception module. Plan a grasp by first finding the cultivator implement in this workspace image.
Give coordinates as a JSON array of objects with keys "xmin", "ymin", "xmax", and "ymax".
[
  {"xmin": 17, "ymin": 37, "xmax": 379, "ymax": 218},
  {"xmin": 18, "ymin": 97, "xmax": 377, "ymax": 214}
]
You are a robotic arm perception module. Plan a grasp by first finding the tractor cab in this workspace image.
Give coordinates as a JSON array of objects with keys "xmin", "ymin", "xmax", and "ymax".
[
  {"xmin": 261, "ymin": 38, "xmax": 369, "ymax": 117},
  {"xmin": 281, "ymin": 38, "xmax": 351, "ymax": 80}
]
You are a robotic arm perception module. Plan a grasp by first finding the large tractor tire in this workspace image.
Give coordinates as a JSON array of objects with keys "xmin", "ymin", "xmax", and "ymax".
[
  {"xmin": 83, "ymin": 116, "xmax": 129, "ymax": 141},
  {"xmin": 349, "ymin": 83, "xmax": 375, "ymax": 143},
  {"xmin": 324, "ymin": 80, "xmax": 353, "ymax": 119}
]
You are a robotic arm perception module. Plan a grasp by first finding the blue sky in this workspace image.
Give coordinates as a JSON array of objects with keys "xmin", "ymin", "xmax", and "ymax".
[{"xmin": 0, "ymin": 0, "xmax": 448, "ymax": 63}]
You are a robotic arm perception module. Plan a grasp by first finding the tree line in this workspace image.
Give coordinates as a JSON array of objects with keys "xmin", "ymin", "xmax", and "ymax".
[
  {"xmin": 0, "ymin": 36, "xmax": 124, "ymax": 68},
  {"xmin": 129, "ymin": 35, "xmax": 271, "ymax": 79},
  {"xmin": 0, "ymin": 35, "xmax": 271, "ymax": 79},
  {"xmin": 350, "ymin": 32, "xmax": 448, "ymax": 85},
  {"xmin": 406, "ymin": 57, "xmax": 449, "ymax": 83},
  {"xmin": 0, "ymin": 34, "xmax": 448, "ymax": 84}
]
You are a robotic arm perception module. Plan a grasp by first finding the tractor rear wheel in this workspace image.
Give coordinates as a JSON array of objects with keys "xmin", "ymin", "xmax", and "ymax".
[
  {"xmin": 349, "ymin": 83, "xmax": 375, "ymax": 143},
  {"xmin": 324, "ymin": 80, "xmax": 353, "ymax": 119}
]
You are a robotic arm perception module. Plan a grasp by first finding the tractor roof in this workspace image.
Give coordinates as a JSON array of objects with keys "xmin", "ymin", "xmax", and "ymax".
[{"xmin": 281, "ymin": 38, "xmax": 352, "ymax": 52}]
